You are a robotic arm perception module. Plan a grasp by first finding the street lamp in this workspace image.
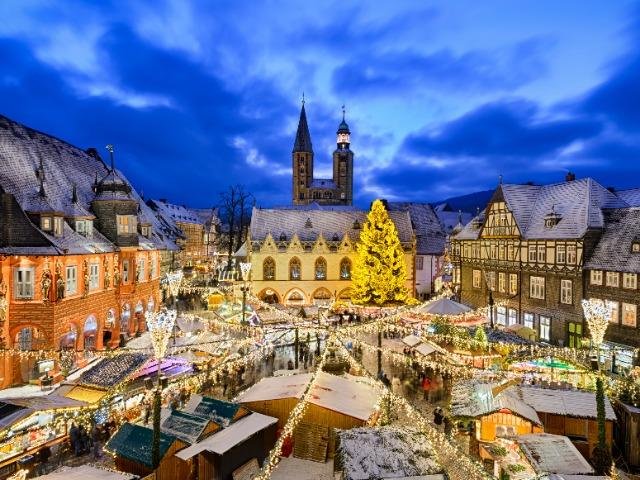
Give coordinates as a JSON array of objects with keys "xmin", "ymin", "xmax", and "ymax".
[
  {"xmin": 239, "ymin": 262, "xmax": 252, "ymax": 325},
  {"xmin": 488, "ymin": 290, "xmax": 495, "ymax": 329},
  {"xmin": 145, "ymin": 308, "xmax": 177, "ymax": 469}
]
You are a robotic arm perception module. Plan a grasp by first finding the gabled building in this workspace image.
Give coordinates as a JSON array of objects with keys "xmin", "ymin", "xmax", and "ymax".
[
  {"xmin": 0, "ymin": 114, "xmax": 176, "ymax": 387},
  {"xmin": 248, "ymin": 205, "xmax": 415, "ymax": 305},
  {"xmin": 451, "ymin": 175, "xmax": 629, "ymax": 346}
]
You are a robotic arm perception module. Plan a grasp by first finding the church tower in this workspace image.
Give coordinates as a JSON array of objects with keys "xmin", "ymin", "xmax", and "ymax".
[
  {"xmin": 332, "ymin": 107, "xmax": 353, "ymax": 205},
  {"xmin": 292, "ymin": 101, "xmax": 313, "ymax": 205}
]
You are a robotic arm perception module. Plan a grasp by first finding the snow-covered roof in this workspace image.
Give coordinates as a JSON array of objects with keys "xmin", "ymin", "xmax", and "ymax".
[
  {"xmin": 402, "ymin": 335, "xmax": 421, "ymax": 347},
  {"xmin": 516, "ymin": 433, "xmax": 593, "ymax": 475},
  {"xmin": 515, "ymin": 386, "xmax": 616, "ymax": 421},
  {"xmin": 416, "ymin": 297, "xmax": 472, "ymax": 315},
  {"xmin": 584, "ymin": 207, "xmax": 640, "ymax": 273},
  {"xmin": 236, "ymin": 372, "xmax": 381, "ymax": 421},
  {"xmin": 37, "ymin": 465, "xmax": 137, "ymax": 480},
  {"xmin": 336, "ymin": 427, "xmax": 444, "ymax": 480},
  {"xmin": 175, "ymin": 412, "xmax": 277, "ymax": 460},
  {"xmin": 161, "ymin": 409, "xmax": 216, "ymax": 444},
  {"xmin": 617, "ymin": 187, "xmax": 640, "ymax": 207},
  {"xmin": 388, "ymin": 202, "xmax": 447, "ymax": 255},
  {"xmin": 249, "ymin": 207, "xmax": 414, "ymax": 246}
]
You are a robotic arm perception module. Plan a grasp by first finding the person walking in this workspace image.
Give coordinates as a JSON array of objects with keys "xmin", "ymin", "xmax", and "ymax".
[
  {"xmin": 69, "ymin": 423, "xmax": 79, "ymax": 456},
  {"xmin": 421, "ymin": 376, "xmax": 432, "ymax": 402}
]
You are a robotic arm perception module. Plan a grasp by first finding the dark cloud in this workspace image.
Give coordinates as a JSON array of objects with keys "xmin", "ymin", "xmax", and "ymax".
[{"xmin": 331, "ymin": 38, "xmax": 551, "ymax": 97}]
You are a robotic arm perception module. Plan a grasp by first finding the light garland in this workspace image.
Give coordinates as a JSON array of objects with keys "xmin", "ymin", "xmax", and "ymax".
[
  {"xmin": 581, "ymin": 298, "xmax": 611, "ymax": 349},
  {"xmin": 165, "ymin": 270, "xmax": 184, "ymax": 298}
]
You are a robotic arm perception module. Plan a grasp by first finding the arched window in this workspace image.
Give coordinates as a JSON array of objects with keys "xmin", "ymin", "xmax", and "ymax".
[
  {"xmin": 84, "ymin": 315, "xmax": 98, "ymax": 350},
  {"xmin": 340, "ymin": 258, "xmax": 351, "ymax": 280},
  {"xmin": 105, "ymin": 309, "xmax": 116, "ymax": 328},
  {"xmin": 315, "ymin": 257, "xmax": 327, "ymax": 280},
  {"xmin": 263, "ymin": 257, "xmax": 276, "ymax": 280},
  {"xmin": 289, "ymin": 257, "xmax": 301, "ymax": 280}
]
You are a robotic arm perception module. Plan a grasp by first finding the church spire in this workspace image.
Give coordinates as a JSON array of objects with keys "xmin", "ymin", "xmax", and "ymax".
[{"xmin": 293, "ymin": 100, "xmax": 313, "ymax": 153}]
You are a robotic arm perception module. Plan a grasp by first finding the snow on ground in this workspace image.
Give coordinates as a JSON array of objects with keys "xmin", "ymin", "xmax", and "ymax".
[{"xmin": 270, "ymin": 456, "xmax": 335, "ymax": 480}]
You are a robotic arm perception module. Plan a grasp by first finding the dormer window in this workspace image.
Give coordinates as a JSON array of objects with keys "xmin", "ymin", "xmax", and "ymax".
[
  {"xmin": 141, "ymin": 225, "xmax": 150, "ymax": 238},
  {"xmin": 352, "ymin": 220, "xmax": 361, "ymax": 230},
  {"xmin": 53, "ymin": 217, "xmax": 64, "ymax": 237},
  {"xmin": 305, "ymin": 218, "xmax": 313, "ymax": 229},
  {"xmin": 633, "ymin": 241, "xmax": 640, "ymax": 253},
  {"xmin": 41, "ymin": 216, "xmax": 52, "ymax": 231},
  {"xmin": 544, "ymin": 205, "xmax": 562, "ymax": 228},
  {"xmin": 117, "ymin": 215, "xmax": 137, "ymax": 234},
  {"xmin": 76, "ymin": 220, "xmax": 93, "ymax": 237},
  {"xmin": 279, "ymin": 233, "xmax": 287, "ymax": 242}
]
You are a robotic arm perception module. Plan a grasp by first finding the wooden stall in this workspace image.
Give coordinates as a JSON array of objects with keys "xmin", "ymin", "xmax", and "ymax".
[{"xmin": 614, "ymin": 400, "xmax": 640, "ymax": 469}]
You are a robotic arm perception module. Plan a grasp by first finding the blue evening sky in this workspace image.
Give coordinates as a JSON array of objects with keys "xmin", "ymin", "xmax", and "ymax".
[{"xmin": 1, "ymin": 1, "xmax": 639, "ymax": 207}]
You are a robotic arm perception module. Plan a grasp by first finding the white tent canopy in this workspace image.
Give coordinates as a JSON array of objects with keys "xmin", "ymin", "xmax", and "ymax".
[
  {"xmin": 402, "ymin": 335, "xmax": 421, "ymax": 347},
  {"xmin": 416, "ymin": 297, "xmax": 472, "ymax": 316},
  {"xmin": 38, "ymin": 465, "xmax": 136, "ymax": 480}
]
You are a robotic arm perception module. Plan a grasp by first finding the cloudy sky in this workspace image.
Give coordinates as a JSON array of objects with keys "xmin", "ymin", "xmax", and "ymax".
[{"xmin": 1, "ymin": 0, "xmax": 639, "ymax": 208}]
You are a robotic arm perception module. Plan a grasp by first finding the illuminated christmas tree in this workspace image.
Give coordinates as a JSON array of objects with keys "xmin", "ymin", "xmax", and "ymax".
[{"xmin": 352, "ymin": 199, "xmax": 409, "ymax": 305}]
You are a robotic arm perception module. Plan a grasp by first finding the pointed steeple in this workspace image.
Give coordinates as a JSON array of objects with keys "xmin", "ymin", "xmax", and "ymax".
[{"xmin": 293, "ymin": 102, "xmax": 313, "ymax": 153}]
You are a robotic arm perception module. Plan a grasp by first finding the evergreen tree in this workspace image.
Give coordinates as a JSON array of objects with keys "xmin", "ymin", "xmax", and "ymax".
[
  {"xmin": 591, "ymin": 377, "xmax": 613, "ymax": 474},
  {"xmin": 474, "ymin": 325, "xmax": 488, "ymax": 351},
  {"xmin": 352, "ymin": 200, "xmax": 409, "ymax": 306}
]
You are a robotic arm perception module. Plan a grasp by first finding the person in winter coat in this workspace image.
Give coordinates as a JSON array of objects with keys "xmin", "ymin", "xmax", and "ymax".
[
  {"xmin": 421, "ymin": 376, "xmax": 432, "ymax": 401},
  {"xmin": 391, "ymin": 376, "xmax": 403, "ymax": 396}
]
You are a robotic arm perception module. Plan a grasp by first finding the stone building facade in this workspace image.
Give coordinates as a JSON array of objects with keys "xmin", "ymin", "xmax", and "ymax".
[
  {"xmin": 248, "ymin": 206, "xmax": 415, "ymax": 305},
  {"xmin": 0, "ymin": 114, "xmax": 176, "ymax": 386},
  {"xmin": 451, "ymin": 176, "xmax": 637, "ymax": 349}
]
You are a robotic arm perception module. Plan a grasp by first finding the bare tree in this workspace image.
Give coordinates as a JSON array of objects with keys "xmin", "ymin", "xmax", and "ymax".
[{"xmin": 218, "ymin": 185, "xmax": 254, "ymax": 271}]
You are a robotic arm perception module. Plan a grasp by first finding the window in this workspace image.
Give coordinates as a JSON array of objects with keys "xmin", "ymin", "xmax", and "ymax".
[
  {"xmin": 289, "ymin": 257, "xmax": 301, "ymax": 280},
  {"xmin": 122, "ymin": 260, "xmax": 130, "ymax": 283},
  {"xmin": 523, "ymin": 312, "xmax": 534, "ymax": 329},
  {"xmin": 496, "ymin": 306, "xmax": 506, "ymax": 325},
  {"xmin": 606, "ymin": 272, "xmax": 619, "ymax": 287},
  {"xmin": 537, "ymin": 244, "xmax": 546, "ymax": 263},
  {"xmin": 41, "ymin": 216, "xmax": 52, "ymax": 231},
  {"xmin": 14, "ymin": 267, "xmax": 35, "ymax": 299},
  {"xmin": 607, "ymin": 300, "xmax": 619, "ymax": 324},
  {"xmin": 53, "ymin": 216, "xmax": 64, "ymax": 236},
  {"xmin": 141, "ymin": 225, "xmax": 150, "ymax": 237},
  {"xmin": 88, "ymin": 263, "xmax": 99, "ymax": 290},
  {"xmin": 530, "ymin": 276, "xmax": 545, "ymax": 299},
  {"xmin": 556, "ymin": 245, "xmax": 566, "ymax": 264},
  {"xmin": 508, "ymin": 308, "xmax": 517, "ymax": 326},
  {"xmin": 486, "ymin": 271, "xmax": 496, "ymax": 291},
  {"xmin": 622, "ymin": 303, "xmax": 637, "ymax": 327},
  {"xmin": 498, "ymin": 273, "xmax": 506, "ymax": 293},
  {"xmin": 623, "ymin": 273, "xmax": 637, "ymax": 290},
  {"xmin": 65, "ymin": 266, "xmax": 77, "ymax": 295},
  {"xmin": 560, "ymin": 279, "xmax": 573, "ymax": 304},
  {"xmin": 472, "ymin": 270, "xmax": 481, "ymax": 289},
  {"xmin": 507, "ymin": 244, "xmax": 514, "ymax": 261},
  {"xmin": 590, "ymin": 270, "xmax": 603, "ymax": 286},
  {"xmin": 136, "ymin": 259, "xmax": 146, "ymax": 282},
  {"xmin": 490, "ymin": 244, "xmax": 497, "ymax": 260},
  {"xmin": 116, "ymin": 215, "xmax": 137, "ymax": 234},
  {"xmin": 539, "ymin": 315, "xmax": 551, "ymax": 341},
  {"xmin": 76, "ymin": 220, "xmax": 93, "ymax": 237},
  {"xmin": 498, "ymin": 245, "xmax": 505, "ymax": 260},
  {"xmin": 472, "ymin": 244, "xmax": 480, "ymax": 259},
  {"xmin": 340, "ymin": 258, "xmax": 351, "ymax": 280},
  {"xmin": 528, "ymin": 245, "xmax": 536, "ymax": 262},
  {"xmin": 263, "ymin": 257, "xmax": 276, "ymax": 280},
  {"xmin": 416, "ymin": 256, "xmax": 424, "ymax": 271},
  {"xmin": 633, "ymin": 242, "xmax": 640, "ymax": 253},
  {"xmin": 315, "ymin": 257, "xmax": 327, "ymax": 280},
  {"xmin": 150, "ymin": 256, "xmax": 156, "ymax": 279},
  {"xmin": 509, "ymin": 274, "xmax": 518, "ymax": 295},
  {"xmin": 566, "ymin": 245, "xmax": 576, "ymax": 264}
]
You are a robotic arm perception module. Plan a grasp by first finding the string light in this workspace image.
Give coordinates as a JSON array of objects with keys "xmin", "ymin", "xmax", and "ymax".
[
  {"xmin": 581, "ymin": 298, "xmax": 611, "ymax": 349},
  {"xmin": 145, "ymin": 308, "xmax": 177, "ymax": 360}
]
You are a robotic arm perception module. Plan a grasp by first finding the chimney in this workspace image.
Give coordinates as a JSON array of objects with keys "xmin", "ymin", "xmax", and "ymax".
[{"xmin": 565, "ymin": 171, "xmax": 576, "ymax": 182}]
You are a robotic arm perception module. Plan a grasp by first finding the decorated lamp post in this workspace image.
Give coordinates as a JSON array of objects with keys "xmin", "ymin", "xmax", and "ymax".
[
  {"xmin": 145, "ymin": 308, "xmax": 177, "ymax": 468},
  {"xmin": 581, "ymin": 298, "xmax": 611, "ymax": 370},
  {"xmin": 239, "ymin": 262, "xmax": 251, "ymax": 325}
]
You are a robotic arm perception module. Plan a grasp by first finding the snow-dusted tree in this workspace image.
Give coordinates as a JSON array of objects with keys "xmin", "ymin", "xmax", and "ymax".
[{"xmin": 352, "ymin": 200, "xmax": 409, "ymax": 306}]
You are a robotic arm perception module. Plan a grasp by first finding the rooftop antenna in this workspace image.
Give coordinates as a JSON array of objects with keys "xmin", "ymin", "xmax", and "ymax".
[
  {"xmin": 342, "ymin": 104, "xmax": 346, "ymax": 121},
  {"xmin": 301, "ymin": 92, "xmax": 305, "ymax": 106}
]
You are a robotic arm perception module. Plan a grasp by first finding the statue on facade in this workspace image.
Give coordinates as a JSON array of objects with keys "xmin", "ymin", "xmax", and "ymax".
[
  {"xmin": 136, "ymin": 261, "xmax": 142, "ymax": 283},
  {"xmin": 103, "ymin": 258, "xmax": 110, "ymax": 289},
  {"xmin": 41, "ymin": 270, "xmax": 52, "ymax": 302},
  {"xmin": 82, "ymin": 260, "xmax": 90, "ymax": 296},
  {"xmin": 113, "ymin": 258, "xmax": 121, "ymax": 287},
  {"xmin": 55, "ymin": 261, "xmax": 64, "ymax": 301}
]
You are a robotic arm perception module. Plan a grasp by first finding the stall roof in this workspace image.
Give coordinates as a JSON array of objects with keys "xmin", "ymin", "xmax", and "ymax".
[
  {"xmin": 416, "ymin": 297, "xmax": 472, "ymax": 316},
  {"xmin": 402, "ymin": 335, "xmax": 421, "ymax": 347},
  {"xmin": 0, "ymin": 403, "xmax": 31, "ymax": 431},
  {"xmin": 161, "ymin": 409, "xmax": 219, "ymax": 445},
  {"xmin": 237, "ymin": 372, "xmax": 381, "ymax": 422},
  {"xmin": 37, "ymin": 465, "xmax": 137, "ymax": 480},
  {"xmin": 516, "ymin": 386, "xmax": 616, "ymax": 421},
  {"xmin": 78, "ymin": 353, "xmax": 149, "ymax": 388},
  {"xmin": 63, "ymin": 386, "xmax": 107, "ymax": 404},
  {"xmin": 516, "ymin": 434, "xmax": 593, "ymax": 475},
  {"xmin": 415, "ymin": 343, "xmax": 437, "ymax": 356},
  {"xmin": 2, "ymin": 394, "xmax": 88, "ymax": 410},
  {"xmin": 176, "ymin": 412, "xmax": 278, "ymax": 460},
  {"xmin": 105, "ymin": 422, "xmax": 177, "ymax": 468},
  {"xmin": 184, "ymin": 395, "xmax": 249, "ymax": 426}
]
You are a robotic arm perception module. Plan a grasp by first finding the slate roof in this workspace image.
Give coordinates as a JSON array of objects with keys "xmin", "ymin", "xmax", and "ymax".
[
  {"xmin": 617, "ymin": 188, "xmax": 640, "ymax": 207},
  {"xmin": 310, "ymin": 179, "xmax": 337, "ymax": 189},
  {"xmin": 433, "ymin": 204, "xmax": 473, "ymax": 235},
  {"xmin": 161, "ymin": 409, "xmax": 217, "ymax": 444},
  {"xmin": 148, "ymin": 199, "xmax": 203, "ymax": 225},
  {"xmin": 249, "ymin": 206, "xmax": 414, "ymax": 246},
  {"xmin": 388, "ymin": 202, "xmax": 446, "ymax": 255},
  {"xmin": 105, "ymin": 422, "xmax": 177, "ymax": 468},
  {"xmin": 293, "ymin": 104, "xmax": 313, "ymax": 153},
  {"xmin": 454, "ymin": 178, "xmax": 629, "ymax": 240},
  {"xmin": 0, "ymin": 114, "xmax": 177, "ymax": 253},
  {"xmin": 584, "ymin": 207, "xmax": 640, "ymax": 273}
]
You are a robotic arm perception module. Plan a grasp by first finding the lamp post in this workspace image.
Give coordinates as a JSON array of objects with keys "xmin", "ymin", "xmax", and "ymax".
[
  {"xmin": 145, "ymin": 308, "xmax": 177, "ymax": 469},
  {"xmin": 239, "ymin": 262, "xmax": 251, "ymax": 325},
  {"xmin": 488, "ymin": 290, "xmax": 495, "ymax": 329},
  {"xmin": 581, "ymin": 298, "xmax": 611, "ymax": 371}
]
